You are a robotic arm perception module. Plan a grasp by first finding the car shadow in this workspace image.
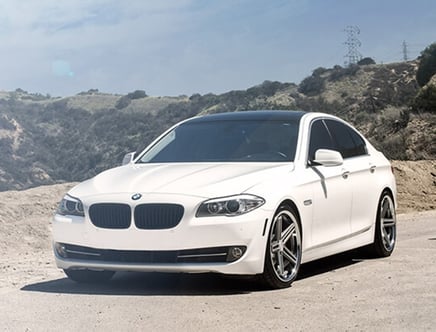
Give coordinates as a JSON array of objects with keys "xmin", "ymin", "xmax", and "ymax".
[
  {"xmin": 21, "ymin": 249, "xmax": 372, "ymax": 296},
  {"xmin": 297, "ymin": 249, "xmax": 368, "ymax": 280},
  {"xmin": 21, "ymin": 272, "xmax": 260, "ymax": 296}
]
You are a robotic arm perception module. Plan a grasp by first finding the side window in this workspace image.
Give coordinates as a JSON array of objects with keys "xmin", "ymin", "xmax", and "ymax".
[
  {"xmin": 325, "ymin": 120, "xmax": 367, "ymax": 158},
  {"xmin": 308, "ymin": 120, "xmax": 336, "ymax": 161},
  {"xmin": 347, "ymin": 126, "xmax": 367, "ymax": 156}
]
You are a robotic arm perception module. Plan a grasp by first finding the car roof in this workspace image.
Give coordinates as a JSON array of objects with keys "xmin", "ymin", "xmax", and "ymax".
[{"xmin": 187, "ymin": 110, "xmax": 307, "ymax": 123}]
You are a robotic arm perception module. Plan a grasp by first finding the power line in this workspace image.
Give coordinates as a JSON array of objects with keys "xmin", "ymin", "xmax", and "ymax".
[{"xmin": 344, "ymin": 25, "xmax": 362, "ymax": 66}]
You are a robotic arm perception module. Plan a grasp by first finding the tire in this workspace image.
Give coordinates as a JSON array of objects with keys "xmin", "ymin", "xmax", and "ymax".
[
  {"xmin": 368, "ymin": 191, "xmax": 397, "ymax": 257},
  {"xmin": 64, "ymin": 269, "xmax": 115, "ymax": 283},
  {"xmin": 260, "ymin": 204, "xmax": 302, "ymax": 289}
]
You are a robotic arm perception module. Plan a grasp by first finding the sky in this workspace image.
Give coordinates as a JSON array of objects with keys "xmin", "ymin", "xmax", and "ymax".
[{"xmin": 0, "ymin": 0, "xmax": 435, "ymax": 97}]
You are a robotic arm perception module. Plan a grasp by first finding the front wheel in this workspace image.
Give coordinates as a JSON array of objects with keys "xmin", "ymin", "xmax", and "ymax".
[
  {"xmin": 368, "ymin": 191, "xmax": 397, "ymax": 257},
  {"xmin": 64, "ymin": 269, "xmax": 115, "ymax": 283},
  {"xmin": 261, "ymin": 205, "xmax": 302, "ymax": 289}
]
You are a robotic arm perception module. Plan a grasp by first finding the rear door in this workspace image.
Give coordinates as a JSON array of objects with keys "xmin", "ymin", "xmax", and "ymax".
[{"xmin": 324, "ymin": 119, "xmax": 379, "ymax": 234}]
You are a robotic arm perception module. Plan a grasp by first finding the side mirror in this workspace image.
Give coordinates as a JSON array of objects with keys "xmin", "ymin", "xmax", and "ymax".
[
  {"xmin": 312, "ymin": 149, "xmax": 343, "ymax": 167},
  {"xmin": 122, "ymin": 152, "xmax": 137, "ymax": 165}
]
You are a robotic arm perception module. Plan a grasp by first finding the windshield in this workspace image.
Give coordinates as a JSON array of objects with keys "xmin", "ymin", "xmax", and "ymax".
[{"xmin": 138, "ymin": 119, "xmax": 300, "ymax": 163}]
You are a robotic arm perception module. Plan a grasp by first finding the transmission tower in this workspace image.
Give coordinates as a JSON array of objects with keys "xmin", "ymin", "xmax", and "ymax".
[
  {"xmin": 344, "ymin": 26, "xmax": 362, "ymax": 66},
  {"xmin": 402, "ymin": 40, "xmax": 409, "ymax": 61}
]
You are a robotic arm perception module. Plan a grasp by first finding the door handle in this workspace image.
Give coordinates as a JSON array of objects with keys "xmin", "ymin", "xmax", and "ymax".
[
  {"xmin": 342, "ymin": 171, "xmax": 350, "ymax": 179},
  {"xmin": 369, "ymin": 165, "xmax": 376, "ymax": 173}
]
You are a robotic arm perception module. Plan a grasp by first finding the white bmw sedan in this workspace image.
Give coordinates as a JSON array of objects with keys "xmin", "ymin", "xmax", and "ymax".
[{"xmin": 52, "ymin": 111, "xmax": 396, "ymax": 288}]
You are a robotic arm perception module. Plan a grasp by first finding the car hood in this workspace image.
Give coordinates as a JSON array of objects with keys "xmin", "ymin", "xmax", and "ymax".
[{"xmin": 69, "ymin": 162, "xmax": 294, "ymax": 199}]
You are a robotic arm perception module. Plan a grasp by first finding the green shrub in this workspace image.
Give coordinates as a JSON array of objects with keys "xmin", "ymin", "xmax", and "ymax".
[
  {"xmin": 115, "ymin": 96, "xmax": 132, "ymax": 109},
  {"xmin": 127, "ymin": 90, "xmax": 147, "ymax": 99},
  {"xmin": 0, "ymin": 116, "xmax": 16, "ymax": 130},
  {"xmin": 416, "ymin": 43, "xmax": 436, "ymax": 87},
  {"xmin": 329, "ymin": 64, "xmax": 360, "ymax": 81},
  {"xmin": 298, "ymin": 75, "xmax": 325, "ymax": 96},
  {"xmin": 358, "ymin": 57, "xmax": 376, "ymax": 65},
  {"xmin": 312, "ymin": 67, "xmax": 329, "ymax": 76},
  {"xmin": 376, "ymin": 133, "xmax": 407, "ymax": 160},
  {"xmin": 412, "ymin": 77, "xmax": 436, "ymax": 113}
]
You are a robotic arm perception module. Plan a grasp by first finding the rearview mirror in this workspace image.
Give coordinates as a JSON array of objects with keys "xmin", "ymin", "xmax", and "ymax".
[
  {"xmin": 312, "ymin": 149, "xmax": 343, "ymax": 167},
  {"xmin": 122, "ymin": 152, "xmax": 137, "ymax": 165}
]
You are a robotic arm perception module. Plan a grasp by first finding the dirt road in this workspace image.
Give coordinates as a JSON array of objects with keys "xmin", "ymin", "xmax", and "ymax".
[{"xmin": 0, "ymin": 210, "xmax": 435, "ymax": 331}]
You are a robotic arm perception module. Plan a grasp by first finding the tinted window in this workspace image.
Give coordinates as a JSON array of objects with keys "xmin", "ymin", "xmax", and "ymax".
[
  {"xmin": 308, "ymin": 120, "xmax": 336, "ymax": 160},
  {"xmin": 138, "ymin": 120, "xmax": 300, "ymax": 163},
  {"xmin": 347, "ymin": 126, "xmax": 367, "ymax": 155},
  {"xmin": 324, "ymin": 120, "xmax": 366, "ymax": 158}
]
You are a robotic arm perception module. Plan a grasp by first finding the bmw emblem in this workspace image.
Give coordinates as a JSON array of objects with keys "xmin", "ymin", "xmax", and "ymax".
[{"xmin": 131, "ymin": 193, "xmax": 142, "ymax": 201}]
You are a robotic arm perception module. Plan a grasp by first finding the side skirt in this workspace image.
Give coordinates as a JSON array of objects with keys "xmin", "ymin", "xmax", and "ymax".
[{"xmin": 302, "ymin": 225, "xmax": 374, "ymax": 264}]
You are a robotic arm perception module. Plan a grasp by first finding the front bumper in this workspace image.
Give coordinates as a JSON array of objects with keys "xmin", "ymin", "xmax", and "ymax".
[{"xmin": 52, "ymin": 199, "xmax": 272, "ymax": 275}]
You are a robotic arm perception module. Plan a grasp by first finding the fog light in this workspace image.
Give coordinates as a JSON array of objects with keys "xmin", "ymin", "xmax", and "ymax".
[
  {"xmin": 227, "ymin": 246, "xmax": 246, "ymax": 262},
  {"xmin": 55, "ymin": 242, "xmax": 67, "ymax": 258}
]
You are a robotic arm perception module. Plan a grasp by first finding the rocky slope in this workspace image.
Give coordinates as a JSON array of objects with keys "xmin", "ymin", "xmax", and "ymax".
[{"xmin": 0, "ymin": 61, "xmax": 435, "ymax": 191}]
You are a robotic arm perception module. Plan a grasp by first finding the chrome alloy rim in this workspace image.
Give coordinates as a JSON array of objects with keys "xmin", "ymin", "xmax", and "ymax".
[
  {"xmin": 380, "ymin": 195, "xmax": 396, "ymax": 251},
  {"xmin": 269, "ymin": 210, "xmax": 302, "ymax": 282}
]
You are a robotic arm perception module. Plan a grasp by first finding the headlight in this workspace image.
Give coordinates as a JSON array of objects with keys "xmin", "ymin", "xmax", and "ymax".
[
  {"xmin": 57, "ymin": 195, "xmax": 85, "ymax": 217},
  {"xmin": 196, "ymin": 194, "xmax": 265, "ymax": 217}
]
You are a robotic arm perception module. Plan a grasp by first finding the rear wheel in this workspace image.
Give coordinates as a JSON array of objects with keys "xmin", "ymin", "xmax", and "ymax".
[
  {"xmin": 261, "ymin": 205, "xmax": 302, "ymax": 289},
  {"xmin": 368, "ymin": 191, "xmax": 396, "ymax": 257},
  {"xmin": 64, "ymin": 269, "xmax": 115, "ymax": 283}
]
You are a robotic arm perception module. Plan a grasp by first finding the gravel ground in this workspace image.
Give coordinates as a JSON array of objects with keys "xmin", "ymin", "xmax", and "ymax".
[{"xmin": 0, "ymin": 211, "xmax": 434, "ymax": 331}]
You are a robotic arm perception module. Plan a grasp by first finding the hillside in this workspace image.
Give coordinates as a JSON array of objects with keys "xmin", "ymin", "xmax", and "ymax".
[{"xmin": 0, "ymin": 61, "xmax": 435, "ymax": 191}]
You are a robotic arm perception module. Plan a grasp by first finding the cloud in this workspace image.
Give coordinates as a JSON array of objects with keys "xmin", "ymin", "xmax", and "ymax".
[
  {"xmin": 0, "ymin": 1, "xmax": 201, "ymax": 94},
  {"xmin": 0, "ymin": 0, "xmax": 312, "ymax": 95},
  {"xmin": 0, "ymin": 0, "xmax": 435, "ymax": 96}
]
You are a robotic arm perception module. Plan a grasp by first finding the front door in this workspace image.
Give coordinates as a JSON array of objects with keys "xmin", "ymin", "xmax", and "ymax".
[{"xmin": 307, "ymin": 119, "xmax": 352, "ymax": 247}]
